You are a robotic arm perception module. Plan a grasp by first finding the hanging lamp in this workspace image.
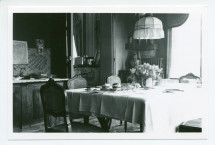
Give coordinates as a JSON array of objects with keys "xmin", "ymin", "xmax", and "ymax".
[{"xmin": 133, "ymin": 14, "xmax": 164, "ymax": 39}]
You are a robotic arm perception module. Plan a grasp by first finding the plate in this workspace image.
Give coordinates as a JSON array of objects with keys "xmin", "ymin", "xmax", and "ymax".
[
  {"xmin": 164, "ymin": 89, "xmax": 184, "ymax": 93},
  {"xmin": 85, "ymin": 88, "xmax": 93, "ymax": 91}
]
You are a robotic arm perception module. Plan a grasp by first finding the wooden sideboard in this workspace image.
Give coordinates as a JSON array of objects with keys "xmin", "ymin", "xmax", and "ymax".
[{"xmin": 13, "ymin": 79, "xmax": 68, "ymax": 132}]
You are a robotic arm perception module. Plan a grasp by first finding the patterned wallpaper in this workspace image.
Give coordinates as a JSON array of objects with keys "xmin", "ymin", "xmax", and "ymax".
[{"xmin": 13, "ymin": 48, "xmax": 51, "ymax": 77}]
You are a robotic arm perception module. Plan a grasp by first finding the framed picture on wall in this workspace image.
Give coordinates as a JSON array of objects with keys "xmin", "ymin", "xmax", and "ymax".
[{"xmin": 13, "ymin": 40, "xmax": 28, "ymax": 64}]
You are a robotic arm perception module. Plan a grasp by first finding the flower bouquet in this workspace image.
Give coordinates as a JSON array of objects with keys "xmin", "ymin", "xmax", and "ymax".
[{"xmin": 127, "ymin": 63, "xmax": 163, "ymax": 87}]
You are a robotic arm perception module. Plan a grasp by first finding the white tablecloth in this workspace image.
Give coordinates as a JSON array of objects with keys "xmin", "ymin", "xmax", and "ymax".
[{"xmin": 65, "ymin": 82, "xmax": 206, "ymax": 133}]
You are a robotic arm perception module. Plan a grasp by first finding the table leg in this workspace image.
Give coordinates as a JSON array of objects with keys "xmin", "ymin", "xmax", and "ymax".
[
  {"xmin": 124, "ymin": 121, "xmax": 127, "ymax": 132},
  {"xmin": 140, "ymin": 124, "xmax": 143, "ymax": 132},
  {"xmin": 97, "ymin": 117, "xmax": 110, "ymax": 132},
  {"xmin": 84, "ymin": 116, "xmax": 89, "ymax": 124}
]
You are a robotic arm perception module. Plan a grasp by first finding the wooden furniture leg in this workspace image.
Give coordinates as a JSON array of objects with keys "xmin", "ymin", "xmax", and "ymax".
[
  {"xmin": 84, "ymin": 116, "xmax": 89, "ymax": 124},
  {"xmin": 97, "ymin": 117, "xmax": 110, "ymax": 132},
  {"xmin": 140, "ymin": 124, "xmax": 143, "ymax": 132},
  {"xmin": 124, "ymin": 121, "xmax": 127, "ymax": 132}
]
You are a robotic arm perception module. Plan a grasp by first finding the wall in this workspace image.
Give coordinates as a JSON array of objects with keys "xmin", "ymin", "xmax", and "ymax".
[
  {"xmin": 114, "ymin": 14, "xmax": 168, "ymax": 75},
  {"xmin": 154, "ymin": 14, "xmax": 168, "ymax": 59},
  {"xmin": 85, "ymin": 13, "xmax": 96, "ymax": 57},
  {"xmin": 99, "ymin": 14, "xmax": 168, "ymax": 83},
  {"xmin": 155, "ymin": 14, "xmax": 168, "ymax": 77},
  {"xmin": 124, "ymin": 14, "xmax": 168, "ymax": 77},
  {"xmin": 114, "ymin": 14, "xmax": 136, "ymax": 76},
  {"xmin": 13, "ymin": 48, "xmax": 51, "ymax": 77},
  {"xmin": 13, "ymin": 13, "xmax": 67, "ymax": 78},
  {"xmin": 99, "ymin": 14, "xmax": 113, "ymax": 84}
]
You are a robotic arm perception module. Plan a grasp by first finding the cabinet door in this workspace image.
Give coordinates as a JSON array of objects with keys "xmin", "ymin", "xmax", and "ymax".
[
  {"xmin": 32, "ymin": 83, "xmax": 44, "ymax": 121},
  {"xmin": 13, "ymin": 85, "xmax": 22, "ymax": 131},
  {"xmin": 21, "ymin": 84, "xmax": 33, "ymax": 127}
]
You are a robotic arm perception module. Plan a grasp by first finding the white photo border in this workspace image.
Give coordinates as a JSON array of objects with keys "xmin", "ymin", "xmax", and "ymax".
[{"xmin": 7, "ymin": 5, "xmax": 208, "ymax": 140}]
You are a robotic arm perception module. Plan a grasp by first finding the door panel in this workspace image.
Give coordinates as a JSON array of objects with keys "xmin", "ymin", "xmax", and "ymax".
[
  {"xmin": 13, "ymin": 85, "xmax": 22, "ymax": 131},
  {"xmin": 100, "ymin": 14, "xmax": 114, "ymax": 84}
]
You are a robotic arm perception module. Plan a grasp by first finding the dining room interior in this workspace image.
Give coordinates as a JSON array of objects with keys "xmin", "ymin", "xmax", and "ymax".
[{"xmin": 12, "ymin": 12, "xmax": 206, "ymax": 134}]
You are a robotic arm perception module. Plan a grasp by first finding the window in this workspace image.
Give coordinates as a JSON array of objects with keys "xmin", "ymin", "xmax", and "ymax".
[
  {"xmin": 169, "ymin": 13, "xmax": 202, "ymax": 78},
  {"xmin": 73, "ymin": 35, "xmax": 78, "ymax": 58}
]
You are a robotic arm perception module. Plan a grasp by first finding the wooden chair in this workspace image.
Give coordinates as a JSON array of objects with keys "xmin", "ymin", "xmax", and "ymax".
[
  {"xmin": 177, "ymin": 73, "xmax": 202, "ymax": 132},
  {"xmin": 107, "ymin": 75, "xmax": 121, "ymax": 85},
  {"xmin": 179, "ymin": 73, "xmax": 202, "ymax": 84},
  {"xmin": 40, "ymin": 78, "xmax": 70, "ymax": 132},
  {"xmin": 40, "ymin": 78, "xmax": 103, "ymax": 132},
  {"xmin": 67, "ymin": 75, "xmax": 89, "ymax": 124},
  {"xmin": 67, "ymin": 75, "xmax": 88, "ymax": 89},
  {"xmin": 178, "ymin": 118, "xmax": 202, "ymax": 132}
]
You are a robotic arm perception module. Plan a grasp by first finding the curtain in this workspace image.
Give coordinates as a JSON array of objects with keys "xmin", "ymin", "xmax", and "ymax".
[{"xmin": 73, "ymin": 14, "xmax": 82, "ymax": 56}]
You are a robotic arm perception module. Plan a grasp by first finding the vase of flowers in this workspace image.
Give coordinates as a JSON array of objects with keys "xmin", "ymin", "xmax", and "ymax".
[{"xmin": 127, "ymin": 63, "xmax": 163, "ymax": 88}]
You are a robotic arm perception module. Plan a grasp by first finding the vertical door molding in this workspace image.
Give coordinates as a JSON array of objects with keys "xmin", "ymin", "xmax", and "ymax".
[
  {"xmin": 112, "ymin": 14, "xmax": 117, "ymax": 75},
  {"xmin": 166, "ymin": 28, "xmax": 172, "ymax": 78},
  {"xmin": 66, "ymin": 13, "xmax": 74, "ymax": 78},
  {"xmin": 70, "ymin": 14, "xmax": 74, "ymax": 78}
]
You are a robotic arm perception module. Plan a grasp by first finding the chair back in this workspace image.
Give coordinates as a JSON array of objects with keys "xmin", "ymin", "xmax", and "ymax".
[
  {"xmin": 107, "ymin": 75, "xmax": 121, "ymax": 85},
  {"xmin": 67, "ymin": 75, "xmax": 87, "ymax": 89},
  {"xmin": 40, "ymin": 78, "xmax": 66, "ymax": 117},
  {"xmin": 179, "ymin": 73, "xmax": 202, "ymax": 84}
]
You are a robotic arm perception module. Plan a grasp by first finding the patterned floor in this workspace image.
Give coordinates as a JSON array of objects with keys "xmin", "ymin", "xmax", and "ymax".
[{"xmin": 21, "ymin": 117, "xmax": 142, "ymax": 133}]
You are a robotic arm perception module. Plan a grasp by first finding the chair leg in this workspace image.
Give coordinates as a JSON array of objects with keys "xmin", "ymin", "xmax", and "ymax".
[
  {"xmin": 175, "ymin": 126, "xmax": 179, "ymax": 132},
  {"xmin": 66, "ymin": 115, "xmax": 72, "ymax": 132},
  {"xmin": 124, "ymin": 121, "xmax": 127, "ymax": 132},
  {"xmin": 140, "ymin": 124, "xmax": 143, "ymax": 132},
  {"xmin": 97, "ymin": 117, "xmax": 110, "ymax": 132},
  {"xmin": 108, "ymin": 119, "xmax": 112, "ymax": 129},
  {"xmin": 84, "ymin": 116, "xmax": 89, "ymax": 124},
  {"xmin": 64, "ymin": 117, "xmax": 68, "ymax": 132}
]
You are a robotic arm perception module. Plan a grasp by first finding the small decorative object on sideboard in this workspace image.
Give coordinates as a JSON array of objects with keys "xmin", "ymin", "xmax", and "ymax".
[
  {"xmin": 94, "ymin": 49, "xmax": 100, "ymax": 66},
  {"xmin": 85, "ymin": 57, "xmax": 94, "ymax": 66},
  {"xmin": 35, "ymin": 39, "xmax": 45, "ymax": 55}
]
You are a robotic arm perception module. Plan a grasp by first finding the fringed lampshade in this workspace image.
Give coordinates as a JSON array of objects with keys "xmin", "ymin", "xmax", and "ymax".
[{"xmin": 133, "ymin": 15, "xmax": 164, "ymax": 39}]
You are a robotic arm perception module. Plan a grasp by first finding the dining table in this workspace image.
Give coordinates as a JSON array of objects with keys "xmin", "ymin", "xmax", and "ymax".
[{"xmin": 65, "ymin": 80, "xmax": 206, "ymax": 133}]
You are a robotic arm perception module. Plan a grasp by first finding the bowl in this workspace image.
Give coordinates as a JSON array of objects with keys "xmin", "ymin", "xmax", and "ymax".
[{"xmin": 112, "ymin": 83, "xmax": 121, "ymax": 88}]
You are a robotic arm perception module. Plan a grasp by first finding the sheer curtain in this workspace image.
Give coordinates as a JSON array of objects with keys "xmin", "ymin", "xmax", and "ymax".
[
  {"xmin": 73, "ymin": 35, "xmax": 77, "ymax": 58},
  {"xmin": 73, "ymin": 13, "xmax": 82, "ymax": 57},
  {"xmin": 169, "ymin": 13, "xmax": 202, "ymax": 78}
]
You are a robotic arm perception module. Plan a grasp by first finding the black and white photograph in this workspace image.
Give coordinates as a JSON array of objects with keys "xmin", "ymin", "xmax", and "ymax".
[
  {"xmin": 10, "ymin": 10, "xmax": 208, "ymax": 138},
  {"xmin": 1, "ymin": 0, "xmax": 215, "ymax": 144}
]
